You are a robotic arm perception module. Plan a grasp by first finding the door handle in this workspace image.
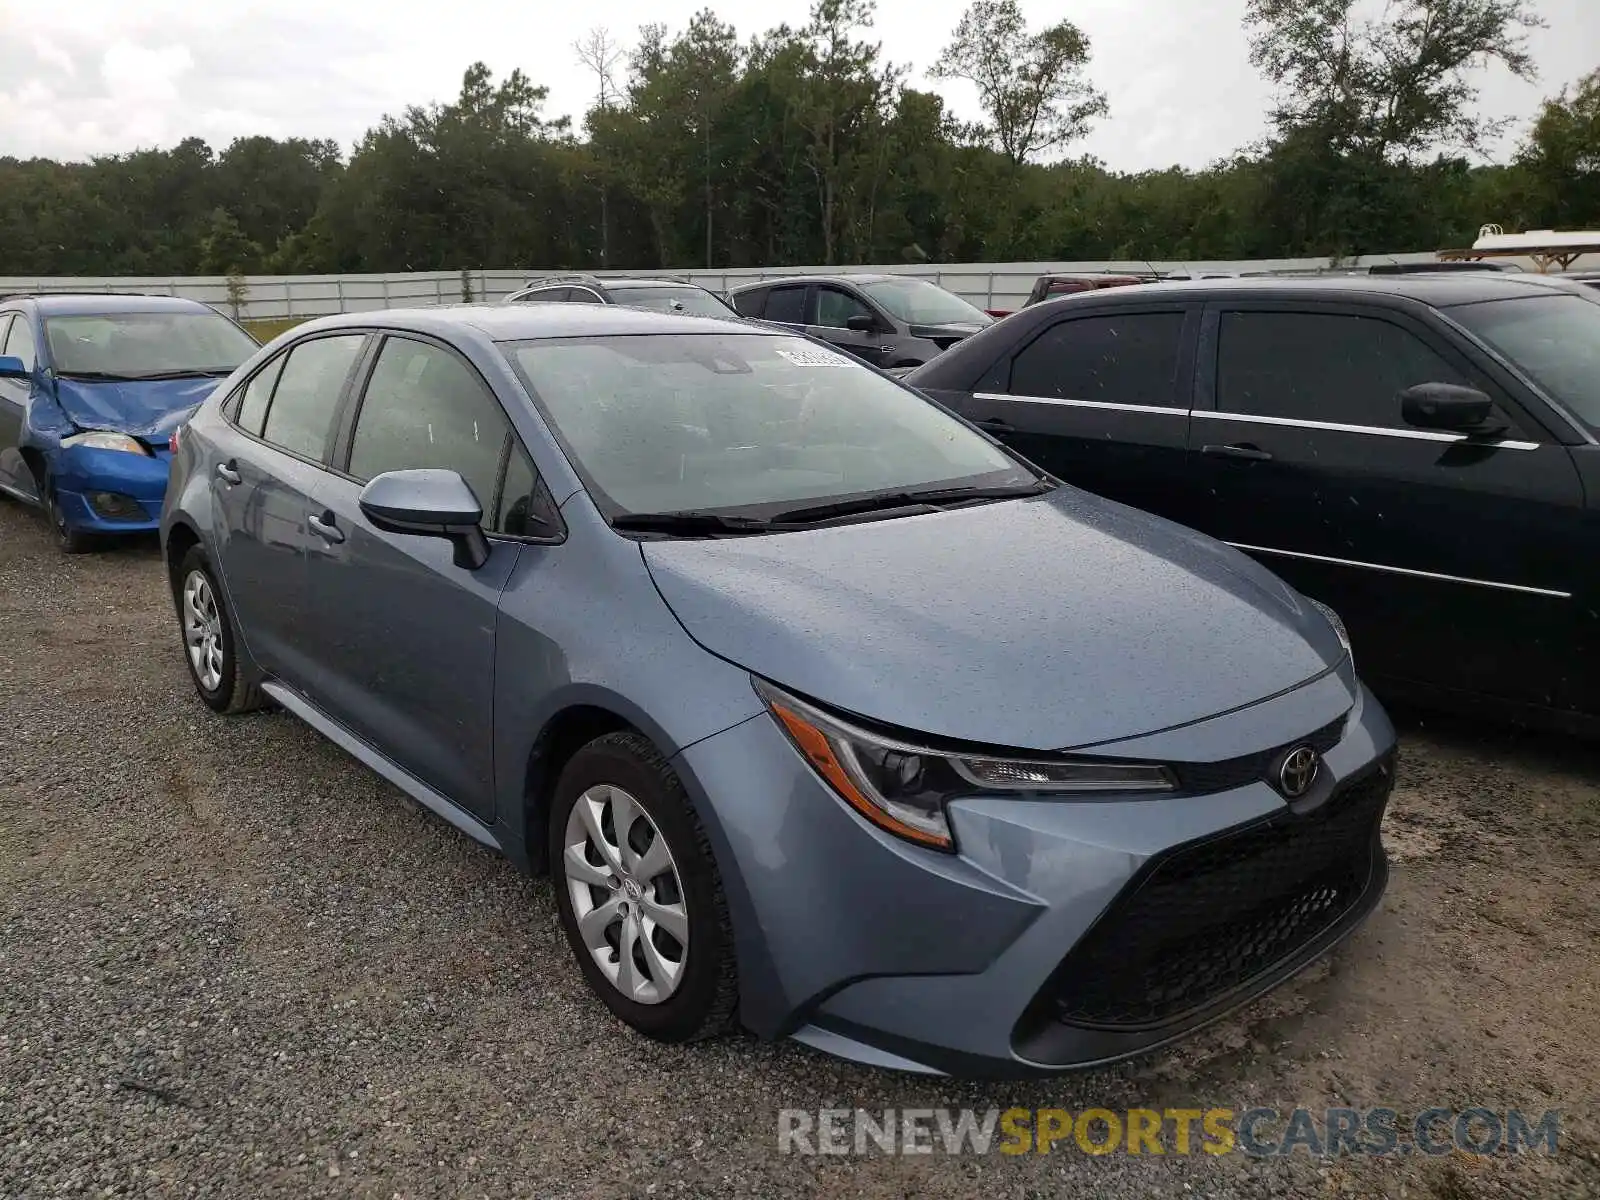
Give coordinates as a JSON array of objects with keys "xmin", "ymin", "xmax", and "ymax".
[
  {"xmin": 1201, "ymin": 443, "xmax": 1273, "ymax": 462},
  {"xmin": 215, "ymin": 461, "xmax": 241, "ymax": 485},
  {"xmin": 307, "ymin": 511, "xmax": 345, "ymax": 544},
  {"xmin": 972, "ymin": 417, "xmax": 1015, "ymax": 434}
]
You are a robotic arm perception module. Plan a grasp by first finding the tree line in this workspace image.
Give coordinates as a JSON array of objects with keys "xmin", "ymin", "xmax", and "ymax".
[{"xmin": 1, "ymin": 0, "xmax": 1596, "ymax": 279}]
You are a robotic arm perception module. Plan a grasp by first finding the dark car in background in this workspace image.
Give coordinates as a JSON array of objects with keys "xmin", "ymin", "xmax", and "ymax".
[
  {"xmin": 0, "ymin": 292, "xmax": 259, "ymax": 552},
  {"xmin": 729, "ymin": 274, "xmax": 992, "ymax": 369},
  {"xmin": 506, "ymin": 274, "xmax": 740, "ymax": 318},
  {"xmin": 906, "ymin": 274, "xmax": 1600, "ymax": 734}
]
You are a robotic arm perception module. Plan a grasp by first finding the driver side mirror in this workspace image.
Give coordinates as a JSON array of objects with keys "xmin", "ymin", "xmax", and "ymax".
[
  {"xmin": 0, "ymin": 355, "xmax": 27, "ymax": 379},
  {"xmin": 845, "ymin": 313, "xmax": 880, "ymax": 334},
  {"xmin": 358, "ymin": 468, "xmax": 490, "ymax": 570},
  {"xmin": 1399, "ymin": 383, "xmax": 1506, "ymax": 437}
]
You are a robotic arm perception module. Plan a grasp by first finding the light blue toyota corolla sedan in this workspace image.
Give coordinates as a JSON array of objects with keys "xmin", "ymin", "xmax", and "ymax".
[{"xmin": 161, "ymin": 303, "xmax": 1395, "ymax": 1077}]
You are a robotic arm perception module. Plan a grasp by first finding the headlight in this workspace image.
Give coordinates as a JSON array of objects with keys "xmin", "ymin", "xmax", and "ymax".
[
  {"xmin": 61, "ymin": 431, "xmax": 150, "ymax": 456},
  {"xmin": 1308, "ymin": 597, "xmax": 1353, "ymax": 669},
  {"xmin": 754, "ymin": 679, "xmax": 1175, "ymax": 852}
]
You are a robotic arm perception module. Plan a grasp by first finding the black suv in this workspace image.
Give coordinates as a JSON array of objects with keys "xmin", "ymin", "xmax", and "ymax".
[
  {"xmin": 729, "ymin": 274, "xmax": 992, "ymax": 369},
  {"xmin": 505, "ymin": 275, "xmax": 739, "ymax": 318},
  {"xmin": 906, "ymin": 274, "xmax": 1600, "ymax": 733}
]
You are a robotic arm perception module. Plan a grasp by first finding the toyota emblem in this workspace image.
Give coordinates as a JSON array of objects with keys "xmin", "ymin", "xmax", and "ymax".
[{"xmin": 1277, "ymin": 746, "xmax": 1319, "ymax": 798}]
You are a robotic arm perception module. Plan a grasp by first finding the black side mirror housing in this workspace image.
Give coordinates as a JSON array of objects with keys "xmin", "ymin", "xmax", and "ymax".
[
  {"xmin": 845, "ymin": 313, "xmax": 879, "ymax": 333},
  {"xmin": 358, "ymin": 468, "xmax": 490, "ymax": 570},
  {"xmin": 1399, "ymin": 383, "xmax": 1506, "ymax": 437}
]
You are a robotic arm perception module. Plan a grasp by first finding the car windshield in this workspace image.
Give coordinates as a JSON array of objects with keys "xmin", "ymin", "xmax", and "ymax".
[
  {"xmin": 507, "ymin": 333, "xmax": 1031, "ymax": 519},
  {"xmin": 45, "ymin": 311, "xmax": 259, "ymax": 378},
  {"xmin": 857, "ymin": 278, "xmax": 991, "ymax": 326},
  {"xmin": 608, "ymin": 286, "xmax": 735, "ymax": 318},
  {"xmin": 1450, "ymin": 295, "xmax": 1600, "ymax": 430}
]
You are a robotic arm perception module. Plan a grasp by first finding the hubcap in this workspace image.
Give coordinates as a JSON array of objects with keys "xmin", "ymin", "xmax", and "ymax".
[
  {"xmin": 562, "ymin": 784, "xmax": 689, "ymax": 1005},
  {"xmin": 181, "ymin": 570, "xmax": 225, "ymax": 692}
]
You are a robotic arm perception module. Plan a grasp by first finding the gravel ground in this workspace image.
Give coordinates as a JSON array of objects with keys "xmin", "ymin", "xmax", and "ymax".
[{"xmin": 2, "ymin": 495, "xmax": 1598, "ymax": 1200}]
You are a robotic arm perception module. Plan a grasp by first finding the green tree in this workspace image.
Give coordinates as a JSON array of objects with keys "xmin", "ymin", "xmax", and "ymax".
[
  {"xmin": 931, "ymin": 0, "xmax": 1107, "ymax": 168},
  {"xmin": 1245, "ymin": 0, "xmax": 1543, "ymax": 158},
  {"xmin": 199, "ymin": 207, "xmax": 263, "ymax": 275},
  {"xmin": 1516, "ymin": 67, "xmax": 1600, "ymax": 227}
]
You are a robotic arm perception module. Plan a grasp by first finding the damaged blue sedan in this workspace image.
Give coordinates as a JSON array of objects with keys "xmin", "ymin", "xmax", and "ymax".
[{"xmin": 0, "ymin": 293, "xmax": 260, "ymax": 552}]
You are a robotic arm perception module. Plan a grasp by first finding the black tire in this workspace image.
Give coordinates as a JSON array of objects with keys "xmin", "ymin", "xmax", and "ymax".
[
  {"xmin": 549, "ymin": 731, "xmax": 738, "ymax": 1043},
  {"xmin": 172, "ymin": 545, "xmax": 267, "ymax": 715},
  {"xmin": 38, "ymin": 469, "xmax": 93, "ymax": 554}
]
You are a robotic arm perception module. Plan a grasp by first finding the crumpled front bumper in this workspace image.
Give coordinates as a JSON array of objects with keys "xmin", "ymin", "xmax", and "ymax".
[{"xmin": 49, "ymin": 444, "xmax": 172, "ymax": 534}]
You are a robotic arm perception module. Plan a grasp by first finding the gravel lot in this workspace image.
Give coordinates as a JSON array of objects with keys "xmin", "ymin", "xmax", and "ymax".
[{"xmin": 2, "ymin": 495, "xmax": 1598, "ymax": 1199}]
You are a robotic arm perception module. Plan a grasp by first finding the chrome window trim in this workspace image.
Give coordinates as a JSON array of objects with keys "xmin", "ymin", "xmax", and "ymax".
[
  {"xmin": 972, "ymin": 391, "xmax": 1187, "ymax": 417},
  {"xmin": 1194, "ymin": 409, "xmax": 1540, "ymax": 449},
  {"xmin": 1228, "ymin": 542, "xmax": 1571, "ymax": 599}
]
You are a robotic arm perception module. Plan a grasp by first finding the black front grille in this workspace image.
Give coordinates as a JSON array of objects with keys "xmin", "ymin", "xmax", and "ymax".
[
  {"xmin": 1036, "ymin": 759, "xmax": 1391, "ymax": 1031},
  {"xmin": 1171, "ymin": 715, "xmax": 1346, "ymax": 795}
]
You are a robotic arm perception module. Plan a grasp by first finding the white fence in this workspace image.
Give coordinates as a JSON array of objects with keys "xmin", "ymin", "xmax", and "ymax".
[{"xmin": 0, "ymin": 251, "xmax": 1539, "ymax": 321}]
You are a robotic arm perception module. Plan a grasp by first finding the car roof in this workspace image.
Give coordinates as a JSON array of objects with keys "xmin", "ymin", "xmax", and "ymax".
[
  {"xmin": 3, "ymin": 293, "xmax": 216, "ymax": 316},
  {"xmin": 728, "ymin": 274, "xmax": 901, "ymax": 291},
  {"xmin": 1038, "ymin": 272, "xmax": 1584, "ymax": 308},
  {"xmin": 302, "ymin": 302, "xmax": 758, "ymax": 341}
]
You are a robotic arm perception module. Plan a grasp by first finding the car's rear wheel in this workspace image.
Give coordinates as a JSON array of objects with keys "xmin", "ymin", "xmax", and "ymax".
[
  {"xmin": 549, "ymin": 731, "xmax": 737, "ymax": 1042},
  {"xmin": 174, "ymin": 546, "xmax": 266, "ymax": 715}
]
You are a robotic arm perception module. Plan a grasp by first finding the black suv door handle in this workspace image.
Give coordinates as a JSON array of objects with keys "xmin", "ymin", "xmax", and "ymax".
[
  {"xmin": 215, "ymin": 461, "xmax": 241, "ymax": 485},
  {"xmin": 307, "ymin": 511, "xmax": 345, "ymax": 544},
  {"xmin": 972, "ymin": 417, "xmax": 1015, "ymax": 434},
  {"xmin": 1202, "ymin": 442, "xmax": 1273, "ymax": 462}
]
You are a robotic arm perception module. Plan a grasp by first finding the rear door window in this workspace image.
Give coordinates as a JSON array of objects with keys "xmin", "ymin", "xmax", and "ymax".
[
  {"xmin": 1216, "ymin": 311, "xmax": 1468, "ymax": 430},
  {"xmin": 260, "ymin": 334, "xmax": 365, "ymax": 462},
  {"xmin": 234, "ymin": 355, "xmax": 287, "ymax": 436},
  {"xmin": 732, "ymin": 289, "xmax": 767, "ymax": 318},
  {"xmin": 762, "ymin": 286, "xmax": 808, "ymax": 325},
  {"xmin": 1007, "ymin": 312, "xmax": 1186, "ymax": 407}
]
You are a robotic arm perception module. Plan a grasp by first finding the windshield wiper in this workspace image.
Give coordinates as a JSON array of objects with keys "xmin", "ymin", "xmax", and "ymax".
[
  {"xmin": 771, "ymin": 479, "xmax": 1053, "ymax": 526},
  {"xmin": 125, "ymin": 369, "xmax": 236, "ymax": 380},
  {"xmin": 55, "ymin": 370, "xmax": 142, "ymax": 381},
  {"xmin": 610, "ymin": 511, "xmax": 782, "ymax": 537}
]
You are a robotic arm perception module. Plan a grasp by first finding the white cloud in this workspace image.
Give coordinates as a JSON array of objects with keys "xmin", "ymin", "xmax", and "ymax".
[{"xmin": 0, "ymin": 0, "xmax": 1594, "ymax": 170}]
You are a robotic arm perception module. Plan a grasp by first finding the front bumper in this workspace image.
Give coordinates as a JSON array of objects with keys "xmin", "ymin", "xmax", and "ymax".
[
  {"xmin": 50, "ymin": 444, "xmax": 172, "ymax": 535},
  {"xmin": 675, "ymin": 668, "xmax": 1395, "ymax": 1077}
]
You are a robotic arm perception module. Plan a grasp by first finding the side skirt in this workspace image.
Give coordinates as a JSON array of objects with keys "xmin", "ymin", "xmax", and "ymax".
[{"xmin": 260, "ymin": 680, "xmax": 504, "ymax": 852}]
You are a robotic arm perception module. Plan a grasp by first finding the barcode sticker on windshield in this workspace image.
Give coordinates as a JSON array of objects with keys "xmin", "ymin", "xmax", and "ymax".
[{"xmin": 775, "ymin": 347, "xmax": 851, "ymax": 367}]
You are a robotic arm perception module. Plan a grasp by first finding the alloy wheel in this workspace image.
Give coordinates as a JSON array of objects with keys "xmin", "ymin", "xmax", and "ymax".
[
  {"xmin": 561, "ymin": 784, "xmax": 690, "ymax": 1005},
  {"xmin": 181, "ymin": 569, "xmax": 225, "ymax": 692}
]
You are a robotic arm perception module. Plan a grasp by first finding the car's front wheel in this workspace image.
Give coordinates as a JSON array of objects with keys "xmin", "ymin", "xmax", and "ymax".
[
  {"xmin": 173, "ymin": 546, "xmax": 266, "ymax": 715},
  {"xmin": 37, "ymin": 469, "xmax": 92, "ymax": 554},
  {"xmin": 550, "ymin": 731, "xmax": 738, "ymax": 1042}
]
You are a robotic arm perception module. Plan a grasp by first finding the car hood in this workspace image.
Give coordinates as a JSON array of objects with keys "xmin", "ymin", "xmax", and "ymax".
[
  {"xmin": 907, "ymin": 321, "xmax": 988, "ymax": 339},
  {"xmin": 641, "ymin": 488, "xmax": 1344, "ymax": 751},
  {"xmin": 53, "ymin": 376, "xmax": 220, "ymax": 440}
]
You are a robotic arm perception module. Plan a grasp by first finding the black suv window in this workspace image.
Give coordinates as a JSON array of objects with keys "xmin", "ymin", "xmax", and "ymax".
[
  {"xmin": 815, "ymin": 286, "xmax": 875, "ymax": 329},
  {"xmin": 347, "ymin": 336, "xmax": 536, "ymax": 534},
  {"xmin": 260, "ymin": 334, "xmax": 364, "ymax": 461},
  {"xmin": 1217, "ymin": 311, "xmax": 1467, "ymax": 429},
  {"xmin": 762, "ymin": 286, "xmax": 807, "ymax": 325},
  {"xmin": 518, "ymin": 287, "xmax": 571, "ymax": 303},
  {"xmin": 1008, "ymin": 312, "xmax": 1185, "ymax": 406},
  {"xmin": 732, "ymin": 289, "xmax": 767, "ymax": 318}
]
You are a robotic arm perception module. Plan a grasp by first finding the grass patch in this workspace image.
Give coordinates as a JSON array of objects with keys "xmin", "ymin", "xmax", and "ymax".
[{"xmin": 242, "ymin": 317, "xmax": 307, "ymax": 343}]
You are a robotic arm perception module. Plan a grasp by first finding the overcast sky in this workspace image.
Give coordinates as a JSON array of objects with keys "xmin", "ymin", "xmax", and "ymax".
[{"xmin": 1, "ymin": 0, "xmax": 1594, "ymax": 173}]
